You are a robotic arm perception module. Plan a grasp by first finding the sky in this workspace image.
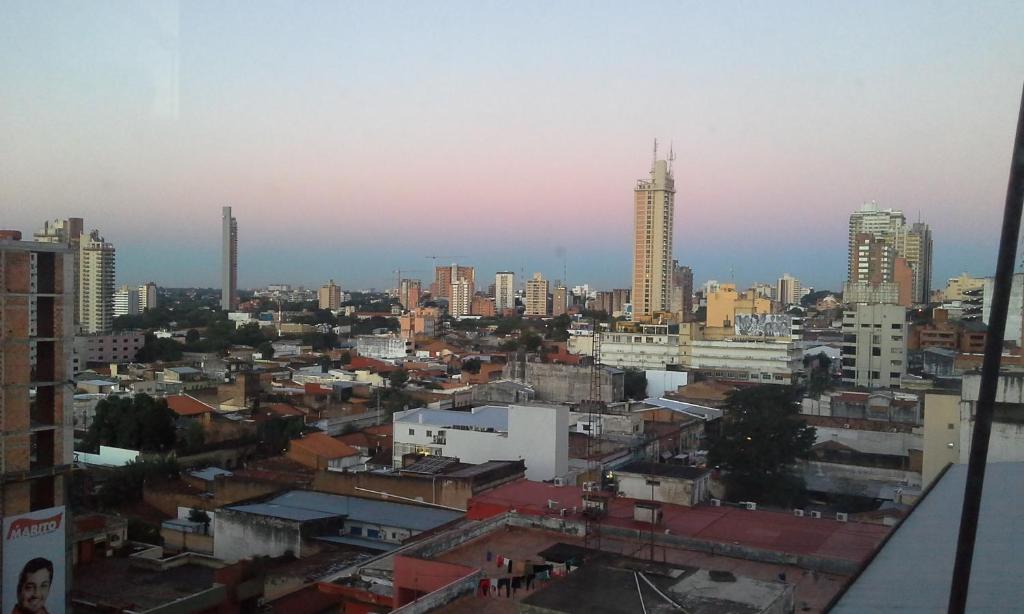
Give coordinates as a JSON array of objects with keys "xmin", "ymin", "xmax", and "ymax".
[{"xmin": 2, "ymin": 1, "xmax": 1023, "ymax": 292}]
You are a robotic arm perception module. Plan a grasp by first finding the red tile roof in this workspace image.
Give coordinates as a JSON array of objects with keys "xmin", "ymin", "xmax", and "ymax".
[
  {"xmin": 348, "ymin": 356, "xmax": 399, "ymax": 373},
  {"xmin": 166, "ymin": 394, "xmax": 215, "ymax": 416},
  {"xmin": 290, "ymin": 432, "xmax": 359, "ymax": 459}
]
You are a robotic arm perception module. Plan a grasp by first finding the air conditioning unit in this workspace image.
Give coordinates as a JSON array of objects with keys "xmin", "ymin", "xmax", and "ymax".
[
  {"xmin": 559, "ymin": 508, "xmax": 567, "ymax": 517},
  {"xmin": 836, "ymin": 512, "xmax": 848, "ymax": 522},
  {"xmin": 810, "ymin": 510, "xmax": 822, "ymax": 519},
  {"xmin": 553, "ymin": 477, "xmax": 566, "ymax": 487},
  {"xmin": 710, "ymin": 498, "xmax": 721, "ymax": 507},
  {"xmin": 793, "ymin": 509, "xmax": 805, "ymax": 517},
  {"xmin": 745, "ymin": 502, "xmax": 757, "ymax": 511},
  {"xmin": 547, "ymin": 499, "xmax": 559, "ymax": 510}
]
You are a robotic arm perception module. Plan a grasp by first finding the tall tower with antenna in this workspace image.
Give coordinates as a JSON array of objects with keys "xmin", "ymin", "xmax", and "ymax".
[{"xmin": 632, "ymin": 140, "xmax": 677, "ymax": 320}]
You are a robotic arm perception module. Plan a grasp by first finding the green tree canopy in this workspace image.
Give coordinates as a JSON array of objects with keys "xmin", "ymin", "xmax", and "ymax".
[
  {"xmin": 84, "ymin": 393, "xmax": 177, "ymax": 452},
  {"xmin": 707, "ymin": 385, "xmax": 816, "ymax": 507},
  {"xmin": 389, "ymin": 368, "xmax": 410, "ymax": 389},
  {"xmin": 462, "ymin": 358, "xmax": 482, "ymax": 374},
  {"xmin": 623, "ymin": 368, "xmax": 648, "ymax": 400}
]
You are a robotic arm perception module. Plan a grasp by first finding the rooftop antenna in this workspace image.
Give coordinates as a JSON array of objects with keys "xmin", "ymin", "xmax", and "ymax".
[
  {"xmin": 651, "ymin": 138, "xmax": 658, "ymax": 173},
  {"xmin": 669, "ymin": 141, "xmax": 676, "ymax": 174}
]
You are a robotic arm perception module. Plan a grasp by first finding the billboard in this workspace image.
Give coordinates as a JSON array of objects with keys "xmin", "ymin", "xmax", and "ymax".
[
  {"xmin": 734, "ymin": 313, "xmax": 791, "ymax": 338},
  {"xmin": 3, "ymin": 506, "xmax": 66, "ymax": 614}
]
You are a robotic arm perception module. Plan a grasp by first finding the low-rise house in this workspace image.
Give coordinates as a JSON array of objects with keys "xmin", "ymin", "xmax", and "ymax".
[
  {"xmin": 287, "ymin": 432, "xmax": 362, "ymax": 471},
  {"xmin": 612, "ymin": 461, "xmax": 712, "ymax": 507}
]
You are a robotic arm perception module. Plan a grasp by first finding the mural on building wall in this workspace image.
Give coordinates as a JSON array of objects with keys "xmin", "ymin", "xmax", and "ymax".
[{"xmin": 734, "ymin": 314, "xmax": 791, "ymax": 338}]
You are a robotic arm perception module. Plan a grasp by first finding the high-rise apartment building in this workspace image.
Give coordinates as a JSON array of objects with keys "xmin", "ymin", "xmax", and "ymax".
[
  {"xmin": 79, "ymin": 230, "xmax": 116, "ymax": 334},
  {"xmin": 113, "ymin": 284, "xmax": 140, "ymax": 317},
  {"xmin": 895, "ymin": 222, "xmax": 933, "ymax": 304},
  {"xmin": 432, "ymin": 264, "xmax": 474, "ymax": 299},
  {"xmin": 840, "ymin": 303, "xmax": 907, "ymax": 389},
  {"xmin": 670, "ymin": 262, "xmax": 694, "ymax": 319},
  {"xmin": 632, "ymin": 151, "xmax": 676, "ymax": 319},
  {"xmin": 138, "ymin": 282, "xmax": 158, "ymax": 311},
  {"xmin": 776, "ymin": 273, "xmax": 802, "ymax": 306},
  {"xmin": 847, "ymin": 202, "xmax": 932, "ymax": 305},
  {"xmin": 319, "ymin": 279, "xmax": 341, "ymax": 310},
  {"xmin": 221, "ymin": 206, "xmax": 238, "ymax": 311},
  {"xmin": 552, "ymin": 284, "xmax": 568, "ymax": 317},
  {"xmin": 495, "ymin": 271, "xmax": 516, "ymax": 313},
  {"xmin": 525, "ymin": 273, "xmax": 549, "ymax": 317},
  {"xmin": 34, "ymin": 218, "xmax": 84, "ymax": 325},
  {"xmin": 449, "ymin": 278, "xmax": 472, "ymax": 317},
  {"xmin": 0, "ymin": 235, "xmax": 74, "ymax": 593},
  {"xmin": 399, "ymin": 279, "xmax": 422, "ymax": 310}
]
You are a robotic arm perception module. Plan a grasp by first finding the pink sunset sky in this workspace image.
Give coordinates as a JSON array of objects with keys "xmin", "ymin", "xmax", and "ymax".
[{"xmin": 3, "ymin": 1, "xmax": 1023, "ymax": 291}]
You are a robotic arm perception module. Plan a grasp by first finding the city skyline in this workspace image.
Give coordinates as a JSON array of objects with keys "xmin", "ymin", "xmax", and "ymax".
[{"xmin": 4, "ymin": 2, "xmax": 1024, "ymax": 289}]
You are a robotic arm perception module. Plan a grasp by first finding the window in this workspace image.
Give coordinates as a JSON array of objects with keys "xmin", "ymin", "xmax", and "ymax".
[
  {"xmin": 426, "ymin": 430, "xmax": 432, "ymax": 437},
  {"xmin": 408, "ymin": 428, "xmax": 415, "ymax": 436},
  {"xmin": 890, "ymin": 372, "xmax": 901, "ymax": 379},
  {"xmin": 891, "ymin": 323, "xmax": 902, "ymax": 329},
  {"xmin": 349, "ymin": 526, "xmax": 363, "ymax": 536},
  {"xmin": 872, "ymin": 347, "xmax": 881, "ymax": 356},
  {"xmin": 948, "ymin": 423, "xmax": 955, "ymax": 430}
]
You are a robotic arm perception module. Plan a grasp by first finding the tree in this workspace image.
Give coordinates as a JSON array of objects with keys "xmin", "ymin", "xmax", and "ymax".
[
  {"xmin": 803, "ymin": 353, "xmax": 834, "ymax": 398},
  {"xmin": 257, "ymin": 417, "xmax": 304, "ymax": 454},
  {"xmin": 188, "ymin": 508, "xmax": 212, "ymax": 534},
  {"xmin": 389, "ymin": 368, "xmax": 409, "ymax": 389},
  {"xmin": 185, "ymin": 328, "xmax": 201, "ymax": 344},
  {"xmin": 707, "ymin": 385, "xmax": 816, "ymax": 507},
  {"xmin": 545, "ymin": 314, "xmax": 571, "ymax": 341},
  {"xmin": 136, "ymin": 333, "xmax": 183, "ymax": 362},
  {"xmin": 462, "ymin": 358, "xmax": 482, "ymax": 374},
  {"xmin": 84, "ymin": 394, "xmax": 176, "ymax": 452},
  {"xmin": 520, "ymin": 330, "xmax": 543, "ymax": 352},
  {"xmin": 256, "ymin": 341, "xmax": 275, "ymax": 359},
  {"xmin": 177, "ymin": 420, "xmax": 205, "ymax": 455},
  {"xmin": 623, "ymin": 368, "xmax": 648, "ymax": 400},
  {"xmin": 340, "ymin": 351, "xmax": 352, "ymax": 365}
]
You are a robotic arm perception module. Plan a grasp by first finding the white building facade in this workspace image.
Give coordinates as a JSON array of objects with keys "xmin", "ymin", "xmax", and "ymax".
[
  {"xmin": 392, "ymin": 404, "xmax": 568, "ymax": 481},
  {"xmin": 495, "ymin": 271, "xmax": 516, "ymax": 312}
]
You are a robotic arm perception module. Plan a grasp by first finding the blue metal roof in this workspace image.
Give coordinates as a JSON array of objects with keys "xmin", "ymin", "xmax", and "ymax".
[{"xmin": 227, "ymin": 490, "xmax": 462, "ymax": 531}]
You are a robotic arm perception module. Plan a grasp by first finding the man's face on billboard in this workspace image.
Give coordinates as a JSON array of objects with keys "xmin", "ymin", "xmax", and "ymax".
[{"xmin": 18, "ymin": 568, "xmax": 51, "ymax": 612}]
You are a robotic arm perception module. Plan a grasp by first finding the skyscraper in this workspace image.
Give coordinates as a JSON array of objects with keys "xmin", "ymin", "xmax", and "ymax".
[
  {"xmin": 221, "ymin": 206, "xmax": 238, "ymax": 311},
  {"xmin": 138, "ymin": 282, "xmax": 158, "ymax": 311},
  {"xmin": 399, "ymin": 279, "xmax": 422, "ymax": 310},
  {"xmin": 34, "ymin": 217, "xmax": 84, "ymax": 325},
  {"xmin": 896, "ymin": 222, "xmax": 933, "ymax": 304},
  {"xmin": 495, "ymin": 271, "xmax": 516, "ymax": 313},
  {"xmin": 846, "ymin": 202, "xmax": 933, "ymax": 305},
  {"xmin": 552, "ymin": 284, "xmax": 568, "ymax": 317},
  {"xmin": 525, "ymin": 272, "xmax": 549, "ymax": 317},
  {"xmin": 449, "ymin": 278, "xmax": 472, "ymax": 317},
  {"xmin": 0, "ymin": 235, "xmax": 74, "ymax": 584},
  {"xmin": 113, "ymin": 284, "xmax": 140, "ymax": 317},
  {"xmin": 432, "ymin": 264, "xmax": 474, "ymax": 299},
  {"xmin": 79, "ymin": 230, "xmax": 116, "ymax": 334},
  {"xmin": 776, "ymin": 273, "xmax": 802, "ymax": 306},
  {"xmin": 670, "ymin": 261, "xmax": 694, "ymax": 319},
  {"xmin": 632, "ymin": 147, "xmax": 675, "ymax": 319},
  {"xmin": 319, "ymin": 280, "xmax": 341, "ymax": 310}
]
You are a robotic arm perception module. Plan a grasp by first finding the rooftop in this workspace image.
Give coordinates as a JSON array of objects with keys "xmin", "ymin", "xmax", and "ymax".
[
  {"xmin": 394, "ymin": 405, "xmax": 510, "ymax": 431},
  {"xmin": 228, "ymin": 490, "xmax": 463, "ymax": 531},
  {"xmin": 615, "ymin": 461, "xmax": 712, "ymax": 481},
  {"xmin": 166, "ymin": 394, "xmax": 216, "ymax": 416},
  {"xmin": 642, "ymin": 397, "xmax": 724, "ymax": 420},
  {"xmin": 72, "ymin": 555, "xmax": 217, "ymax": 612},
  {"xmin": 833, "ymin": 462, "xmax": 1024, "ymax": 612},
  {"xmin": 290, "ymin": 432, "xmax": 360, "ymax": 459},
  {"xmin": 467, "ymin": 480, "xmax": 888, "ymax": 566}
]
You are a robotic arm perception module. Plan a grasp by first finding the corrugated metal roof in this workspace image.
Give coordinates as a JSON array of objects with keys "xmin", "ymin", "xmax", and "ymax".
[
  {"xmin": 833, "ymin": 463, "xmax": 1024, "ymax": 612},
  {"xmin": 641, "ymin": 398, "xmax": 723, "ymax": 420},
  {"xmin": 228, "ymin": 490, "xmax": 462, "ymax": 531}
]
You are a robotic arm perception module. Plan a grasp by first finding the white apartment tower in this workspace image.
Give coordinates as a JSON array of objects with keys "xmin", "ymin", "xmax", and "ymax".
[
  {"xmin": 525, "ymin": 272, "xmax": 549, "ymax": 317},
  {"xmin": 495, "ymin": 271, "xmax": 516, "ymax": 313},
  {"xmin": 221, "ymin": 206, "xmax": 238, "ymax": 311},
  {"xmin": 632, "ymin": 146, "xmax": 676, "ymax": 319},
  {"xmin": 79, "ymin": 230, "xmax": 116, "ymax": 333},
  {"xmin": 449, "ymin": 278, "xmax": 472, "ymax": 317},
  {"xmin": 840, "ymin": 303, "xmax": 908, "ymax": 389},
  {"xmin": 113, "ymin": 284, "xmax": 140, "ymax": 317},
  {"xmin": 138, "ymin": 282, "xmax": 158, "ymax": 311},
  {"xmin": 776, "ymin": 273, "xmax": 802, "ymax": 306}
]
